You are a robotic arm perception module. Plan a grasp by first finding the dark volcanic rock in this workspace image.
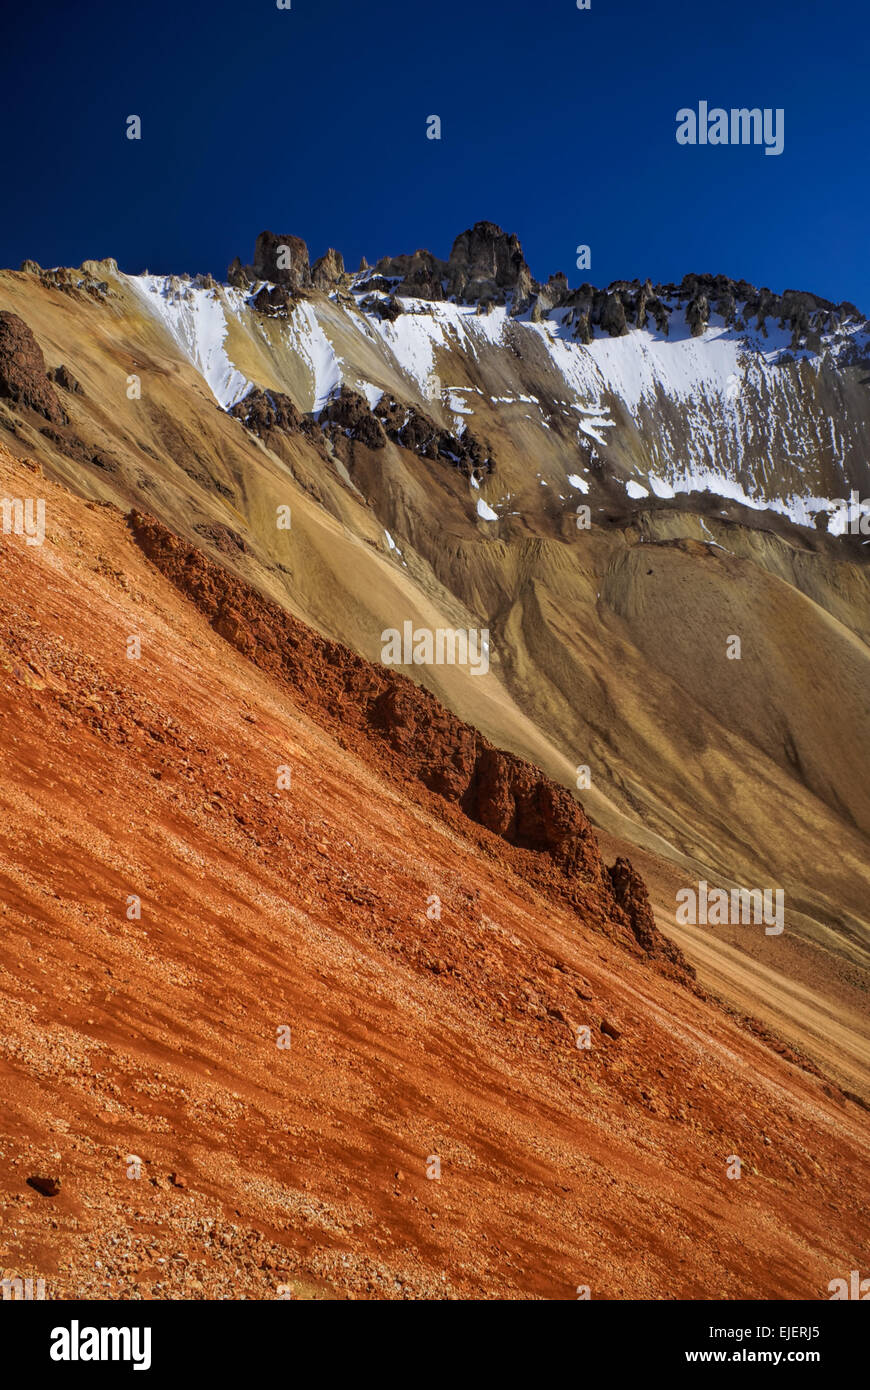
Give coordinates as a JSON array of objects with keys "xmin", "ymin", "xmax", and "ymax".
[
  {"xmin": 346, "ymin": 224, "xmax": 864, "ymax": 351},
  {"xmin": 686, "ymin": 293, "xmax": 711, "ymax": 338},
  {"xmin": 370, "ymin": 249, "xmax": 447, "ymax": 301},
  {"xmin": 49, "ymin": 364, "xmax": 84, "ymax": 395},
  {"xmin": 447, "ymin": 221, "xmax": 536, "ymax": 309},
  {"xmin": 252, "ymin": 284, "xmax": 294, "ymax": 319},
  {"xmin": 394, "ymin": 251, "xmax": 446, "ymax": 301},
  {"xmin": 311, "ymin": 248, "xmax": 346, "ymax": 291},
  {"xmin": 375, "ymin": 396, "xmax": 441, "ymax": 455},
  {"xmin": 251, "ymin": 231, "xmax": 312, "ymax": 291},
  {"xmin": 227, "ymin": 257, "xmax": 254, "ymax": 290},
  {"xmin": 598, "ymin": 290, "xmax": 629, "ymax": 338},
  {"xmin": 373, "ymin": 394, "xmax": 495, "ymax": 479},
  {"xmin": 231, "ymin": 388, "xmax": 311, "ymax": 439},
  {"xmin": 38, "ymin": 426, "xmax": 89, "ymax": 461},
  {"xmin": 320, "ymin": 387, "xmax": 386, "ymax": 449},
  {"xmin": 0, "ymin": 312, "xmax": 69, "ymax": 424},
  {"xmin": 359, "ymin": 293, "xmax": 403, "ymax": 321},
  {"xmin": 90, "ymin": 450, "xmax": 120, "ymax": 473}
]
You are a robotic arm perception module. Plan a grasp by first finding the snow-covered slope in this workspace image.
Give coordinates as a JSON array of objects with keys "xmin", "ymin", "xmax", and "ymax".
[
  {"xmin": 128, "ymin": 275, "xmax": 251, "ymax": 408},
  {"xmin": 125, "ymin": 255, "xmax": 870, "ymax": 537}
]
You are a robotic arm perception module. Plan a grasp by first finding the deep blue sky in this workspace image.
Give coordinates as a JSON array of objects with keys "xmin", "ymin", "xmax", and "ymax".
[{"xmin": 2, "ymin": 0, "xmax": 868, "ymax": 308}]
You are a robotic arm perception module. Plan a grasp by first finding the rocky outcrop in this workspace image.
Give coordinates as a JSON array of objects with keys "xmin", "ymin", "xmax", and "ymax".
[
  {"xmin": 230, "ymin": 388, "xmax": 312, "ymax": 439},
  {"xmin": 311, "ymin": 248, "xmax": 346, "ymax": 291},
  {"xmin": 128, "ymin": 510, "xmax": 693, "ymax": 979},
  {"xmin": 0, "ymin": 312, "xmax": 68, "ymax": 424},
  {"xmin": 553, "ymin": 269, "xmax": 863, "ymax": 344},
  {"xmin": 320, "ymin": 387, "xmax": 386, "ymax": 449},
  {"xmin": 633, "ymin": 279, "xmax": 671, "ymax": 333},
  {"xmin": 608, "ymin": 857, "xmax": 688, "ymax": 972},
  {"xmin": 374, "ymin": 394, "xmax": 495, "ymax": 480},
  {"xmin": 251, "ymin": 284, "xmax": 293, "ymax": 318},
  {"xmin": 538, "ymin": 272, "xmax": 569, "ymax": 313},
  {"xmin": 686, "ymin": 292, "xmax": 710, "ymax": 338},
  {"xmin": 227, "ymin": 232, "xmax": 313, "ymax": 294},
  {"xmin": 49, "ymin": 364, "xmax": 84, "ymax": 395},
  {"xmin": 17, "ymin": 261, "xmax": 113, "ymax": 301},
  {"xmin": 46, "ymin": 218, "xmax": 859, "ymax": 364},
  {"xmin": 673, "ymin": 273, "xmax": 863, "ymax": 345},
  {"xmin": 370, "ymin": 249, "xmax": 447, "ymax": 301},
  {"xmin": 238, "ymin": 231, "xmax": 312, "ymax": 292},
  {"xmin": 355, "ymin": 220, "xmax": 540, "ymax": 312},
  {"xmin": 598, "ymin": 290, "xmax": 629, "ymax": 337},
  {"xmin": 463, "ymin": 742, "xmax": 605, "ymax": 881},
  {"xmin": 359, "ymin": 293, "xmax": 403, "ymax": 321},
  {"xmin": 447, "ymin": 221, "xmax": 535, "ymax": 310},
  {"xmin": 227, "ymin": 257, "xmax": 254, "ymax": 290},
  {"xmin": 231, "ymin": 380, "xmax": 493, "ymax": 479},
  {"xmin": 562, "ymin": 282, "xmax": 671, "ymax": 340}
]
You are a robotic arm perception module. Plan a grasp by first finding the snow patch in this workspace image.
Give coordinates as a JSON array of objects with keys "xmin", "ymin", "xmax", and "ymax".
[
  {"xmin": 648, "ymin": 474, "xmax": 676, "ymax": 499},
  {"xmin": 127, "ymin": 274, "xmax": 250, "ymax": 408},
  {"xmin": 289, "ymin": 303, "xmax": 344, "ymax": 411}
]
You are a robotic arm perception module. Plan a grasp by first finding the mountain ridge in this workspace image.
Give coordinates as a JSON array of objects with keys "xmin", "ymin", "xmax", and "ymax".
[{"xmin": 222, "ymin": 220, "xmax": 867, "ymax": 338}]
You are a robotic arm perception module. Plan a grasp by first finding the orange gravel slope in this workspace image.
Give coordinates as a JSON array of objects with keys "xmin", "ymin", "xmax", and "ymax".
[{"xmin": 0, "ymin": 447, "xmax": 867, "ymax": 1300}]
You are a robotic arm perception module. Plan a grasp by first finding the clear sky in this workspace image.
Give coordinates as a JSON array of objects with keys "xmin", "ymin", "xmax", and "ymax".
[{"xmin": 2, "ymin": 0, "xmax": 868, "ymax": 308}]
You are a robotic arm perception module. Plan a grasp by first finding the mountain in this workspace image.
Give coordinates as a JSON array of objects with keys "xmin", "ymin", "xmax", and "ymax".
[
  {"xmin": 1, "ymin": 438, "xmax": 866, "ymax": 1300},
  {"xmin": 0, "ymin": 221, "xmax": 868, "ymax": 1108}
]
